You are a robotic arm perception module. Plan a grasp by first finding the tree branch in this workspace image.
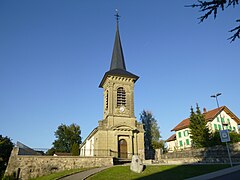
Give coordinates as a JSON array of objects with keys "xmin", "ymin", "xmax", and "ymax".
[
  {"xmin": 228, "ymin": 19, "xmax": 240, "ymax": 42},
  {"xmin": 186, "ymin": 0, "xmax": 239, "ymax": 42}
]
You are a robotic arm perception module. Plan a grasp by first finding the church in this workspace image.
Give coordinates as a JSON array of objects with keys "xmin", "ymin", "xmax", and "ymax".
[{"xmin": 79, "ymin": 15, "xmax": 145, "ymax": 160}]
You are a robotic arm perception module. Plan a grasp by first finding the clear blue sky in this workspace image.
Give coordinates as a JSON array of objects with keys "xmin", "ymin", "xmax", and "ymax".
[{"xmin": 1, "ymin": 0, "xmax": 239, "ymax": 149}]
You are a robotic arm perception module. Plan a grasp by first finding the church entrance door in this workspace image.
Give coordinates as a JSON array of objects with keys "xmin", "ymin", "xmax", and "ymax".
[{"xmin": 118, "ymin": 139, "xmax": 127, "ymax": 158}]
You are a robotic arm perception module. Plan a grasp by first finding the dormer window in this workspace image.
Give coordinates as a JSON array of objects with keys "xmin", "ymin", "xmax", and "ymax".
[{"xmin": 117, "ymin": 87, "xmax": 126, "ymax": 107}]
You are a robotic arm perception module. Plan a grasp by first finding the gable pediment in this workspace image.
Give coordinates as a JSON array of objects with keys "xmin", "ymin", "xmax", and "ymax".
[{"xmin": 112, "ymin": 125, "xmax": 135, "ymax": 131}]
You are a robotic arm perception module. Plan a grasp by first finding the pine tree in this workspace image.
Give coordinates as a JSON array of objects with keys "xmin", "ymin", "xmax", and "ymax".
[
  {"xmin": 71, "ymin": 142, "xmax": 79, "ymax": 156},
  {"xmin": 189, "ymin": 104, "xmax": 210, "ymax": 148},
  {"xmin": 140, "ymin": 110, "xmax": 162, "ymax": 159}
]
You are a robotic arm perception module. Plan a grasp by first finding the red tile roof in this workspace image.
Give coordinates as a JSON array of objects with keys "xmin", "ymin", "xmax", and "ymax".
[
  {"xmin": 166, "ymin": 134, "xmax": 176, "ymax": 142},
  {"xmin": 171, "ymin": 106, "xmax": 240, "ymax": 131}
]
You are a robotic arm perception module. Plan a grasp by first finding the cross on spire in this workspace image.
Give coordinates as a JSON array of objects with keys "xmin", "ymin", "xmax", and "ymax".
[{"xmin": 115, "ymin": 9, "xmax": 120, "ymax": 24}]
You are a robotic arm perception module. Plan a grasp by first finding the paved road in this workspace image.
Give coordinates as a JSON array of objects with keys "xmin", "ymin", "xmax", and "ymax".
[
  {"xmin": 186, "ymin": 165, "xmax": 240, "ymax": 180},
  {"xmin": 60, "ymin": 167, "xmax": 110, "ymax": 180},
  {"xmin": 211, "ymin": 170, "xmax": 240, "ymax": 180}
]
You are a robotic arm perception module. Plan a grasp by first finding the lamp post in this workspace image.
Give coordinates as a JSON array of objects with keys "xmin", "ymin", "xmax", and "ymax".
[
  {"xmin": 210, "ymin": 93, "xmax": 221, "ymax": 110},
  {"xmin": 211, "ymin": 93, "xmax": 232, "ymax": 167}
]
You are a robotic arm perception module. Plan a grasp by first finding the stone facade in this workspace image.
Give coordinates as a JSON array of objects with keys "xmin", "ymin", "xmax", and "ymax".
[
  {"xmin": 79, "ymin": 19, "xmax": 145, "ymax": 160},
  {"xmin": 79, "ymin": 75, "xmax": 145, "ymax": 159},
  {"xmin": 5, "ymin": 147, "xmax": 113, "ymax": 180}
]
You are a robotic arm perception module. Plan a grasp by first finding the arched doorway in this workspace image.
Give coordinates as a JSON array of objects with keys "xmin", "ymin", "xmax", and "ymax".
[{"xmin": 118, "ymin": 139, "xmax": 127, "ymax": 158}]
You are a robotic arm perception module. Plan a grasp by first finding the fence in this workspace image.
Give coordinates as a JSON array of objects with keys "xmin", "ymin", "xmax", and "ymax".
[{"xmin": 79, "ymin": 149, "xmax": 136, "ymax": 159}]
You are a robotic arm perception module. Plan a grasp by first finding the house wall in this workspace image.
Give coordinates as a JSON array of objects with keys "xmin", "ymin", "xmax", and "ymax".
[
  {"xmin": 5, "ymin": 147, "xmax": 113, "ymax": 180},
  {"xmin": 80, "ymin": 135, "xmax": 95, "ymax": 156},
  {"xmin": 166, "ymin": 140, "xmax": 177, "ymax": 152},
  {"xmin": 175, "ymin": 128, "xmax": 191, "ymax": 149},
  {"xmin": 209, "ymin": 111, "xmax": 239, "ymax": 133}
]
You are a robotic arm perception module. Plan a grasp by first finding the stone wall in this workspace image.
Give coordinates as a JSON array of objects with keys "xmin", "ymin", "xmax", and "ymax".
[
  {"xmin": 5, "ymin": 147, "xmax": 113, "ymax": 180},
  {"xmin": 158, "ymin": 142, "xmax": 240, "ymax": 164}
]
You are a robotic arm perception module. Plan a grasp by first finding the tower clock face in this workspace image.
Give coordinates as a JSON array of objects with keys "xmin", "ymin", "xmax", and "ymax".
[{"xmin": 120, "ymin": 106, "xmax": 125, "ymax": 112}]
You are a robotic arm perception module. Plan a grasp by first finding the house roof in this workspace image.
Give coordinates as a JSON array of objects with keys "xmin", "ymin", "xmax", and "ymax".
[
  {"xmin": 166, "ymin": 134, "xmax": 176, "ymax": 142},
  {"xmin": 171, "ymin": 106, "xmax": 240, "ymax": 131},
  {"xmin": 99, "ymin": 20, "xmax": 138, "ymax": 88}
]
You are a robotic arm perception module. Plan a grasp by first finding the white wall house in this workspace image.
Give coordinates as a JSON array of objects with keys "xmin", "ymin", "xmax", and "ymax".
[
  {"xmin": 166, "ymin": 106, "xmax": 240, "ymax": 151},
  {"xmin": 80, "ymin": 128, "xmax": 97, "ymax": 157},
  {"xmin": 166, "ymin": 134, "xmax": 177, "ymax": 152}
]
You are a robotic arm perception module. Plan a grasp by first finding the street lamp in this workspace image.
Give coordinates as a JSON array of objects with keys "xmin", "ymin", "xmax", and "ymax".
[
  {"xmin": 211, "ymin": 93, "xmax": 232, "ymax": 167},
  {"xmin": 211, "ymin": 93, "xmax": 222, "ymax": 109}
]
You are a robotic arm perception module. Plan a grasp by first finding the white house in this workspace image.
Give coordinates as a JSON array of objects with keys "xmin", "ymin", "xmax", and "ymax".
[{"xmin": 166, "ymin": 106, "xmax": 240, "ymax": 151}]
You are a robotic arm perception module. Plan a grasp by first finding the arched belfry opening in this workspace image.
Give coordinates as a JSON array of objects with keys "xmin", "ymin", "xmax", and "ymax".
[{"xmin": 117, "ymin": 87, "xmax": 126, "ymax": 107}]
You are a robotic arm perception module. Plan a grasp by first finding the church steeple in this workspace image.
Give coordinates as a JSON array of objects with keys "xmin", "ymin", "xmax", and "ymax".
[
  {"xmin": 99, "ymin": 12, "xmax": 139, "ymax": 88},
  {"xmin": 110, "ymin": 14, "xmax": 126, "ymax": 71}
]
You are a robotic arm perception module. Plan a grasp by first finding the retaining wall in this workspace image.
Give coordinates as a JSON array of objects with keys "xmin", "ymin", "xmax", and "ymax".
[
  {"xmin": 157, "ymin": 142, "xmax": 240, "ymax": 164},
  {"xmin": 5, "ymin": 147, "xmax": 113, "ymax": 180}
]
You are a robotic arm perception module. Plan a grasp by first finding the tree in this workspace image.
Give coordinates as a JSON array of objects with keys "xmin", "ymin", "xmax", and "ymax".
[
  {"xmin": 140, "ymin": 110, "xmax": 162, "ymax": 159},
  {"xmin": 52, "ymin": 123, "xmax": 82, "ymax": 153},
  {"xmin": 0, "ymin": 135, "xmax": 14, "ymax": 178},
  {"xmin": 46, "ymin": 147, "xmax": 56, "ymax": 156},
  {"xmin": 210, "ymin": 131, "xmax": 240, "ymax": 146},
  {"xmin": 71, "ymin": 142, "xmax": 79, "ymax": 156},
  {"xmin": 186, "ymin": 0, "xmax": 240, "ymax": 42},
  {"xmin": 189, "ymin": 105, "xmax": 211, "ymax": 148}
]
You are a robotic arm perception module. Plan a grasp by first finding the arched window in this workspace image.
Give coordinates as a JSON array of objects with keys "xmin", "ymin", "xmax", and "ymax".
[{"xmin": 117, "ymin": 87, "xmax": 126, "ymax": 107}]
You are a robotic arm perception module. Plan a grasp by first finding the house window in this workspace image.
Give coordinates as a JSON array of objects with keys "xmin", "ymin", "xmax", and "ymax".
[
  {"xmin": 186, "ymin": 139, "xmax": 190, "ymax": 145},
  {"xmin": 183, "ymin": 130, "xmax": 188, "ymax": 137},
  {"xmin": 214, "ymin": 124, "xmax": 217, "ymax": 130},
  {"xmin": 90, "ymin": 140, "xmax": 92, "ymax": 155},
  {"xmin": 117, "ymin": 87, "xmax": 126, "ymax": 107},
  {"xmin": 221, "ymin": 117, "xmax": 225, "ymax": 123},
  {"xmin": 178, "ymin": 132, "xmax": 182, "ymax": 138},
  {"xmin": 179, "ymin": 140, "xmax": 183, "ymax": 147},
  {"xmin": 217, "ymin": 117, "xmax": 220, "ymax": 122},
  {"xmin": 218, "ymin": 124, "xmax": 222, "ymax": 130},
  {"xmin": 227, "ymin": 119, "xmax": 230, "ymax": 123},
  {"xmin": 233, "ymin": 127, "xmax": 236, "ymax": 132}
]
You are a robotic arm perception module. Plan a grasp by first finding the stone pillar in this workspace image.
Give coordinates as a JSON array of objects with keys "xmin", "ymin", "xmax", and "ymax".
[
  {"xmin": 129, "ymin": 135, "xmax": 133, "ymax": 158},
  {"xmin": 134, "ymin": 132, "xmax": 138, "ymax": 155}
]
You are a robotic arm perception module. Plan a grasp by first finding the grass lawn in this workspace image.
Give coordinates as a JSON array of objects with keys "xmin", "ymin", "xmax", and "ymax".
[
  {"xmin": 88, "ymin": 164, "xmax": 229, "ymax": 180},
  {"xmin": 30, "ymin": 168, "xmax": 90, "ymax": 180}
]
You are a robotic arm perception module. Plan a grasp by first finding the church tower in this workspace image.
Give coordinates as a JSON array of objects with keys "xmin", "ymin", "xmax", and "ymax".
[
  {"xmin": 99, "ymin": 15, "xmax": 139, "ymax": 124},
  {"xmin": 80, "ymin": 13, "xmax": 144, "ymax": 160}
]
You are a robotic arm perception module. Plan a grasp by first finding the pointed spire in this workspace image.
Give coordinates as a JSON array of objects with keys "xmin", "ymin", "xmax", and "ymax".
[
  {"xmin": 110, "ymin": 10, "xmax": 126, "ymax": 71},
  {"xmin": 99, "ymin": 11, "xmax": 139, "ymax": 88}
]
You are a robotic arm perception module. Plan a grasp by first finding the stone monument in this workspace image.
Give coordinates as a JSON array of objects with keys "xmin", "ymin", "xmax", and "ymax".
[{"xmin": 130, "ymin": 155, "xmax": 144, "ymax": 173}]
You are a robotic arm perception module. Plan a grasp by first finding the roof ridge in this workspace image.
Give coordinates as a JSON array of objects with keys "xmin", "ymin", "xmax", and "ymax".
[{"xmin": 171, "ymin": 106, "xmax": 227, "ymax": 131}]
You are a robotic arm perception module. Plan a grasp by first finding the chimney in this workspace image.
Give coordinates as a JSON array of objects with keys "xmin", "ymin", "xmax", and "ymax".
[{"xmin": 203, "ymin": 107, "xmax": 207, "ymax": 113}]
